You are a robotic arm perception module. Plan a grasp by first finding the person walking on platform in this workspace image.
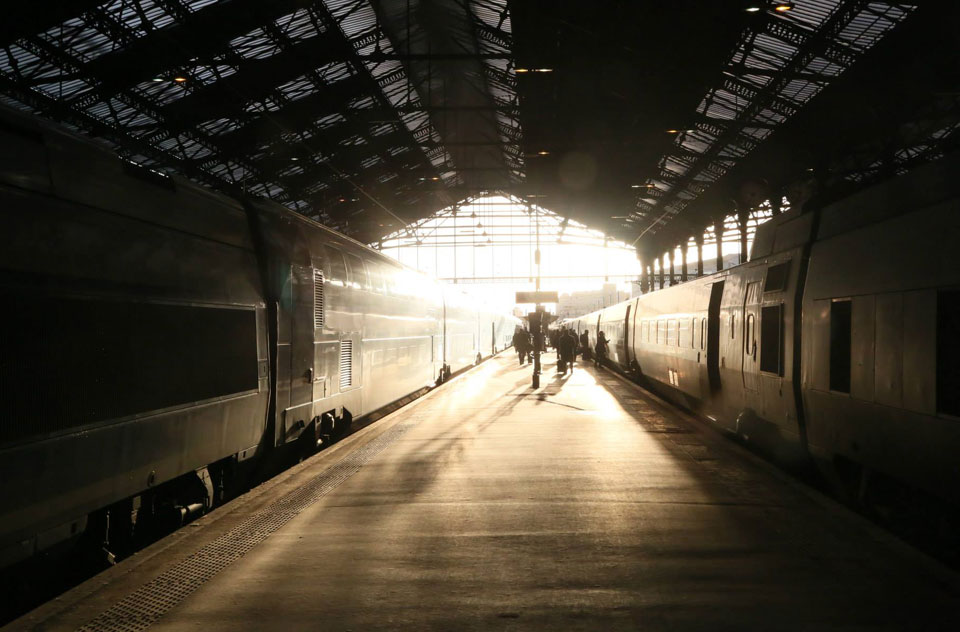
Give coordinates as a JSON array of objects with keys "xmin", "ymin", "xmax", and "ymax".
[
  {"xmin": 567, "ymin": 329, "xmax": 580, "ymax": 368},
  {"xmin": 595, "ymin": 331, "xmax": 609, "ymax": 369},
  {"xmin": 549, "ymin": 328, "xmax": 560, "ymax": 351},
  {"xmin": 580, "ymin": 330, "xmax": 590, "ymax": 360},
  {"xmin": 558, "ymin": 328, "xmax": 577, "ymax": 374},
  {"xmin": 513, "ymin": 328, "xmax": 528, "ymax": 366}
]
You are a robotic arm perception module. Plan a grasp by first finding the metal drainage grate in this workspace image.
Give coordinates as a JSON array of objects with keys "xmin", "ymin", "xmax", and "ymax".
[{"xmin": 79, "ymin": 420, "xmax": 419, "ymax": 631}]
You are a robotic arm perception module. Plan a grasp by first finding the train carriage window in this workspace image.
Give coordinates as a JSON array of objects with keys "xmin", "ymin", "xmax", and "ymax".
[
  {"xmin": 666, "ymin": 319, "xmax": 676, "ymax": 346},
  {"xmin": 830, "ymin": 300, "xmax": 852, "ymax": 393},
  {"xmin": 937, "ymin": 291, "xmax": 960, "ymax": 416},
  {"xmin": 656, "ymin": 320, "xmax": 665, "ymax": 345},
  {"xmin": 764, "ymin": 261, "xmax": 791, "ymax": 292},
  {"xmin": 745, "ymin": 314, "xmax": 756, "ymax": 358},
  {"xmin": 731, "ymin": 313, "xmax": 736, "ymax": 339},
  {"xmin": 677, "ymin": 320, "xmax": 681, "ymax": 347},
  {"xmin": 344, "ymin": 253, "xmax": 368, "ymax": 290},
  {"xmin": 322, "ymin": 246, "xmax": 347, "ymax": 287},
  {"xmin": 366, "ymin": 261, "xmax": 386, "ymax": 294},
  {"xmin": 0, "ymin": 294, "xmax": 258, "ymax": 444},
  {"xmin": 692, "ymin": 318, "xmax": 697, "ymax": 348},
  {"xmin": 701, "ymin": 317, "xmax": 706, "ymax": 350},
  {"xmin": 760, "ymin": 304, "xmax": 783, "ymax": 375},
  {"xmin": 641, "ymin": 320, "xmax": 649, "ymax": 343}
]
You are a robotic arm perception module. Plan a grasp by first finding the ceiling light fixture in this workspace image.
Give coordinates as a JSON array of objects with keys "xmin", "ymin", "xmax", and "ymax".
[
  {"xmin": 173, "ymin": 76, "xmax": 188, "ymax": 83},
  {"xmin": 151, "ymin": 77, "xmax": 165, "ymax": 82},
  {"xmin": 774, "ymin": 2, "xmax": 794, "ymax": 11},
  {"xmin": 515, "ymin": 68, "xmax": 530, "ymax": 73},
  {"xmin": 533, "ymin": 68, "xmax": 553, "ymax": 73},
  {"xmin": 745, "ymin": 6, "xmax": 761, "ymax": 12},
  {"xmin": 537, "ymin": 150, "xmax": 550, "ymax": 156}
]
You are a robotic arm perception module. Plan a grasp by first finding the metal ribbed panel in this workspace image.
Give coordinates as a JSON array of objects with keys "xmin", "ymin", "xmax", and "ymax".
[
  {"xmin": 77, "ymin": 419, "xmax": 419, "ymax": 631},
  {"xmin": 339, "ymin": 339, "xmax": 352, "ymax": 389},
  {"xmin": 313, "ymin": 270, "xmax": 324, "ymax": 329}
]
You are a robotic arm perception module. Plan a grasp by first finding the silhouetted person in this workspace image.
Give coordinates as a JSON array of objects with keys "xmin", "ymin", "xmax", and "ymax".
[
  {"xmin": 549, "ymin": 328, "xmax": 560, "ymax": 350},
  {"xmin": 580, "ymin": 330, "xmax": 590, "ymax": 359},
  {"xmin": 558, "ymin": 329, "xmax": 577, "ymax": 374},
  {"xmin": 565, "ymin": 329, "xmax": 579, "ymax": 370},
  {"xmin": 595, "ymin": 331, "xmax": 609, "ymax": 368},
  {"xmin": 513, "ymin": 328, "xmax": 528, "ymax": 366}
]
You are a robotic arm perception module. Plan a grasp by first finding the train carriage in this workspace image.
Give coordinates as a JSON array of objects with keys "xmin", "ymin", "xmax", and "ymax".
[
  {"xmin": 0, "ymin": 106, "xmax": 516, "ymax": 567},
  {"xmin": 568, "ymin": 152, "xmax": 960, "ymax": 501}
]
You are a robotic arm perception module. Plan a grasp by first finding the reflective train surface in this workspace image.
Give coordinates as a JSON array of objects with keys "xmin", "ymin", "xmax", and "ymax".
[
  {"xmin": 0, "ymin": 107, "xmax": 517, "ymax": 567},
  {"xmin": 567, "ymin": 154, "xmax": 960, "ymax": 506}
]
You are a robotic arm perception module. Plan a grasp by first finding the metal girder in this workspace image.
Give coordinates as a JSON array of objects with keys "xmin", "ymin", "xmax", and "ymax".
[
  {"xmin": 86, "ymin": 0, "xmax": 316, "ymax": 93},
  {"xmin": 159, "ymin": 32, "xmax": 353, "ymax": 127},
  {"xmin": 635, "ymin": 0, "xmax": 900, "ymax": 242},
  {"xmin": 0, "ymin": 0, "xmax": 105, "ymax": 48}
]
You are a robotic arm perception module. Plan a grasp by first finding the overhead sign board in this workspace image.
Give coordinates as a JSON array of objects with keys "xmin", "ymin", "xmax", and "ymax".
[{"xmin": 515, "ymin": 291, "xmax": 559, "ymax": 304}]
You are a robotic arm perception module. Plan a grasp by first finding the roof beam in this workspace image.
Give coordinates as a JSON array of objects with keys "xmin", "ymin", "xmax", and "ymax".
[{"xmin": 86, "ymin": 0, "xmax": 315, "ymax": 93}]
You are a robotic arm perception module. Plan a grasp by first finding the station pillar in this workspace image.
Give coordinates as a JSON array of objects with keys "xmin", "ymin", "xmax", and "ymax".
[
  {"xmin": 658, "ymin": 256, "xmax": 665, "ymax": 290},
  {"xmin": 668, "ymin": 250, "xmax": 675, "ymax": 286},
  {"xmin": 715, "ymin": 216, "xmax": 725, "ymax": 272},
  {"xmin": 680, "ymin": 242, "xmax": 689, "ymax": 283},
  {"xmin": 738, "ymin": 208, "xmax": 750, "ymax": 265},
  {"xmin": 695, "ymin": 233, "xmax": 705, "ymax": 278}
]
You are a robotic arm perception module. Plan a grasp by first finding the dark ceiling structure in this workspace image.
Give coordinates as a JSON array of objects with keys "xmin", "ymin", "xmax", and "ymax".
[{"xmin": 0, "ymin": 0, "xmax": 955, "ymax": 255}]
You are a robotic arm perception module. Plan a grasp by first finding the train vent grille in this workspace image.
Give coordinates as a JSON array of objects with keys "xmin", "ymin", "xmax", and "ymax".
[
  {"xmin": 339, "ymin": 340, "xmax": 353, "ymax": 390},
  {"xmin": 313, "ymin": 270, "xmax": 324, "ymax": 329}
]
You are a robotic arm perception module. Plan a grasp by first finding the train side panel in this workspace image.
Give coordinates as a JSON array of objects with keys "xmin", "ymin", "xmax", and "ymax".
[
  {"xmin": 632, "ymin": 278, "xmax": 713, "ymax": 408},
  {"xmin": 801, "ymin": 155, "xmax": 960, "ymax": 501},
  {"xmin": 0, "ymin": 117, "xmax": 268, "ymax": 564},
  {"xmin": 444, "ymin": 287, "xmax": 481, "ymax": 373}
]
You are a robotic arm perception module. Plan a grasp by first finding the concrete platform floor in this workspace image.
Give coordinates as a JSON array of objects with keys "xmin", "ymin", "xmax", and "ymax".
[{"xmin": 9, "ymin": 353, "xmax": 960, "ymax": 631}]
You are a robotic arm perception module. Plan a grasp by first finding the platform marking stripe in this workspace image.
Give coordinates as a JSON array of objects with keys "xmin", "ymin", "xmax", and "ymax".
[{"xmin": 78, "ymin": 420, "xmax": 419, "ymax": 632}]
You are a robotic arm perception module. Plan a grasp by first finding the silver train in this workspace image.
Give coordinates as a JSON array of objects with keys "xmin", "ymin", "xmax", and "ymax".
[
  {"xmin": 0, "ymin": 107, "xmax": 517, "ymax": 566},
  {"xmin": 566, "ymin": 154, "xmax": 960, "ymax": 505}
]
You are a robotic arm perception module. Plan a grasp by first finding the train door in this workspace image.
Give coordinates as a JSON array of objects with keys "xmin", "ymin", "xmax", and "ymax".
[
  {"xmin": 623, "ymin": 304, "xmax": 632, "ymax": 366},
  {"xmin": 290, "ymin": 264, "xmax": 314, "ymax": 407},
  {"xmin": 707, "ymin": 280, "xmax": 725, "ymax": 391},
  {"xmin": 282, "ymin": 262, "xmax": 317, "ymax": 443},
  {"xmin": 742, "ymin": 281, "xmax": 760, "ymax": 392}
]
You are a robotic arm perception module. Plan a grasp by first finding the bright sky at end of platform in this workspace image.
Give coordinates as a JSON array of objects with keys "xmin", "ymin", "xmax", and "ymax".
[{"xmin": 374, "ymin": 195, "xmax": 643, "ymax": 313}]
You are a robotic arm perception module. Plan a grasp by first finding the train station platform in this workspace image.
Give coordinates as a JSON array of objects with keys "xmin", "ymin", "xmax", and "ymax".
[{"xmin": 9, "ymin": 353, "xmax": 960, "ymax": 631}]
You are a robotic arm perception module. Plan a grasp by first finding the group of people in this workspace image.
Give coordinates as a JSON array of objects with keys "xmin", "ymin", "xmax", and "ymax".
[
  {"xmin": 513, "ymin": 324, "xmax": 610, "ymax": 373},
  {"xmin": 552, "ymin": 327, "xmax": 579, "ymax": 374},
  {"xmin": 548, "ymin": 326, "xmax": 609, "ymax": 374},
  {"xmin": 512, "ymin": 327, "xmax": 534, "ymax": 365}
]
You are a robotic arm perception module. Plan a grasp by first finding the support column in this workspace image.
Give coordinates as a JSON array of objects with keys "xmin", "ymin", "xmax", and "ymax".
[
  {"xmin": 770, "ymin": 189, "xmax": 782, "ymax": 216},
  {"xmin": 640, "ymin": 263, "xmax": 648, "ymax": 294},
  {"xmin": 658, "ymin": 257, "xmax": 664, "ymax": 290},
  {"xmin": 668, "ymin": 250, "xmax": 675, "ymax": 286},
  {"xmin": 738, "ymin": 208, "xmax": 750, "ymax": 265},
  {"xmin": 715, "ymin": 217, "xmax": 725, "ymax": 272},
  {"xmin": 681, "ymin": 242, "xmax": 689, "ymax": 283},
  {"xmin": 647, "ymin": 264, "xmax": 654, "ymax": 292},
  {"xmin": 695, "ymin": 233, "xmax": 705, "ymax": 278}
]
